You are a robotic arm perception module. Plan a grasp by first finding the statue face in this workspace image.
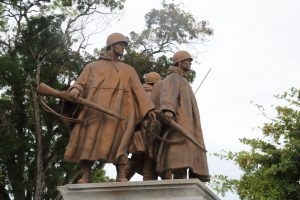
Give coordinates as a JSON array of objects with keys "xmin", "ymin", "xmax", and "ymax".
[
  {"xmin": 179, "ymin": 59, "xmax": 192, "ymax": 71},
  {"xmin": 112, "ymin": 42, "xmax": 127, "ymax": 57}
]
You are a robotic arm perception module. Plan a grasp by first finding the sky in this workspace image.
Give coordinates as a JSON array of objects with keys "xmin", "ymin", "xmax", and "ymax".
[{"xmin": 82, "ymin": 0, "xmax": 300, "ymax": 199}]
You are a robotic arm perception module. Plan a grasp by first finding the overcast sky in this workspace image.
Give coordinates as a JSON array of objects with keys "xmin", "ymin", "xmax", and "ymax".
[{"xmin": 83, "ymin": 1, "xmax": 300, "ymax": 199}]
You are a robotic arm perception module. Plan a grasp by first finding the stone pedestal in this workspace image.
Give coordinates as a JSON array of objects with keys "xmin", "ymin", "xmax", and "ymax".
[{"xmin": 58, "ymin": 179, "xmax": 220, "ymax": 200}]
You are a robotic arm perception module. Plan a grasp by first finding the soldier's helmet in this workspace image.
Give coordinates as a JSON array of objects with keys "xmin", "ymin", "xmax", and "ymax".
[
  {"xmin": 145, "ymin": 72, "xmax": 161, "ymax": 84},
  {"xmin": 106, "ymin": 33, "xmax": 128, "ymax": 49},
  {"xmin": 172, "ymin": 50, "xmax": 193, "ymax": 65}
]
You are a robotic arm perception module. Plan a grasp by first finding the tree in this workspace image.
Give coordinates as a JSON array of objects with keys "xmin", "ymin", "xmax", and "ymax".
[
  {"xmin": 129, "ymin": 1, "xmax": 213, "ymax": 56},
  {"xmin": 0, "ymin": 1, "xmax": 125, "ymax": 200},
  {"xmin": 126, "ymin": 1, "xmax": 213, "ymax": 83},
  {"xmin": 211, "ymin": 88, "xmax": 300, "ymax": 200},
  {"xmin": 0, "ymin": 4, "xmax": 6, "ymax": 31}
]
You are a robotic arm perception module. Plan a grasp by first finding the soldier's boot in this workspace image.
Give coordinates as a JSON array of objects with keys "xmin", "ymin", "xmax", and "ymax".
[
  {"xmin": 143, "ymin": 156, "xmax": 157, "ymax": 180},
  {"xmin": 116, "ymin": 155, "xmax": 128, "ymax": 182},
  {"xmin": 125, "ymin": 158, "xmax": 137, "ymax": 180},
  {"xmin": 173, "ymin": 168, "xmax": 187, "ymax": 179},
  {"xmin": 78, "ymin": 160, "xmax": 93, "ymax": 183},
  {"xmin": 160, "ymin": 170, "xmax": 172, "ymax": 180}
]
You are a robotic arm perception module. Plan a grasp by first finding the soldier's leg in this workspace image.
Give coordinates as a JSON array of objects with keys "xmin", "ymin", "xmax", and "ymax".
[
  {"xmin": 78, "ymin": 160, "xmax": 93, "ymax": 183},
  {"xmin": 125, "ymin": 153, "xmax": 144, "ymax": 180},
  {"xmin": 173, "ymin": 168, "xmax": 187, "ymax": 179},
  {"xmin": 143, "ymin": 155, "xmax": 157, "ymax": 180},
  {"xmin": 125, "ymin": 158, "xmax": 136, "ymax": 181},
  {"xmin": 116, "ymin": 154, "xmax": 129, "ymax": 182},
  {"xmin": 160, "ymin": 170, "xmax": 172, "ymax": 180}
]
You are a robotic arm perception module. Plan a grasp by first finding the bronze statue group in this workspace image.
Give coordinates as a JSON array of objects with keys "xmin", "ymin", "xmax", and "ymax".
[{"xmin": 58, "ymin": 32, "xmax": 210, "ymax": 183}]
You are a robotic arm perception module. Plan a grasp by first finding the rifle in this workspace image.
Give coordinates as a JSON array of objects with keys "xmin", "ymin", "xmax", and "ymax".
[
  {"xmin": 194, "ymin": 68, "xmax": 211, "ymax": 95},
  {"xmin": 154, "ymin": 110, "xmax": 207, "ymax": 152},
  {"xmin": 36, "ymin": 83, "xmax": 125, "ymax": 120}
]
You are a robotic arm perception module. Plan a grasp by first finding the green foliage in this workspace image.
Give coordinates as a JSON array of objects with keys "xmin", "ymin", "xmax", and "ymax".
[
  {"xmin": 211, "ymin": 88, "xmax": 300, "ymax": 200},
  {"xmin": 124, "ymin": 50, "xmax": 196, "ymax": 83},
  {"xmin": 57, "ymin": 0, "xmax": 125, "ymax": 10},
  {"xmin": 0, "ymin": 55, "xmax": 31, "ymax": 200},
  {"xmin": 16, "ymin": 15, "xmax": 65, "ymax": 58},
  {"xmin": 0, "ymin": 4, "xmax": 7, "ymax": 30},
  {"xmin": 145, "ymin": 2, "xmax": 213, "ymax": 40},
  {"xmin": 129, "ymin": 1, "xmax": 213, "ymax": 56},
  {"xmin": 127, "ymin": 1, "xmax": 206, "ymax": 83},
  {"xmin": 91, "ymin": 161, "xmax": 110, "ymax": 183},
  {"xmin": 123, "ymin": 50, "xmax": 158, "ymax": 82}
]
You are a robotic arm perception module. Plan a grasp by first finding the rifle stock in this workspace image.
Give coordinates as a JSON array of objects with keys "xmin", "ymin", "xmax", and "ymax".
[
  {"xmin": 37, "ymin": 83, "xmax": 73, "ymax": 102},
  {"xmin": 37, "ymin": 82, "xmax": 125, "ymax": 120}
]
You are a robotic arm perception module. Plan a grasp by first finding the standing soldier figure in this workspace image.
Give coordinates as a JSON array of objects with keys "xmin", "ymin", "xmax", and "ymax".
[
  {"xmin": 125, "ymin": 72, "xmax": 162, "ymax": 180},
  {"xmin": 152, "ymin": 50, "xmax": 210, "ymax": 181},
  {"xmin": 63, "ymin": 33, "xmax": 155, "ymax": 183},
  {"xmin": 143, "ymin": 72, "xmax": 162, "ymax": 96}
]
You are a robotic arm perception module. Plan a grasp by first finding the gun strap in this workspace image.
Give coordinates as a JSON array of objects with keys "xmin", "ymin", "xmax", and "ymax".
[
  {"xmin": 156, "ymin": 130, "xmax": 170, "ymax": 174},
  {"xmin": 40, "ymin": 98, "xmax": 98, "ymax": 123},
  {"xmin": 142, "ymin": 123, "xmax": 185, "ymax": 144}
]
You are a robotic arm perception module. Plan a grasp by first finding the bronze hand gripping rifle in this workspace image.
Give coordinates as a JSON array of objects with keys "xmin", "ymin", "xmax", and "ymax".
[{"xmin": 154, "ymin": 110, "xmax": 206, "ymax": 152}]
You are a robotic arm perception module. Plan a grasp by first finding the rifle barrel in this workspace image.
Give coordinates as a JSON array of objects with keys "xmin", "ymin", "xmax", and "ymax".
[
  {"xmin": 194, "ymin": 68, "xmax": 211, "ymax": 94},
  {"xmin": 155, "ymin": 110, "xmax": 206, "ymax": 152},
  {"xmin": 76, "ymin": 96, "xmax": 125, "ymax": 120},
  {"xmin": 37, "ymin": 83, "xmax": 125, "ymax": 120}
]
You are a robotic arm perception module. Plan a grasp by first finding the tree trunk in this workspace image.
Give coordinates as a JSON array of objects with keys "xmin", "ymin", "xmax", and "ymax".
[
  {"xmin": 31, "ymin": 62, "xmax": 44, "ymax": 200},
  {"xmin": 33, "ymin": 94, "xmax": 44, "ymax": 200}
]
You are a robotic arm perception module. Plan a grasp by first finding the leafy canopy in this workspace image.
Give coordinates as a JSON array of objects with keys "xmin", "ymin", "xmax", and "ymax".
[{"xmin": 211, "ymin": 88, "xmax": 300, "ymax": 200}]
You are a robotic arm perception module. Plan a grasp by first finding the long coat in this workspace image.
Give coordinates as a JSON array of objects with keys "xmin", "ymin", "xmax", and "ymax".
[
  {"xmin": 151, "ymin": 66, "xmax": 209, "ymax": 178},
  {"xmin": 64, "ymin": 52, "xmax": 154, "ymax": 164},
  {"xmin": 129, "ymin": 83, "xmax": 160, "ymax": 158}
]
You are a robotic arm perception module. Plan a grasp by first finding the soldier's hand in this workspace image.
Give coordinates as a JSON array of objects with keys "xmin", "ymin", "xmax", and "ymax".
[
  {"xmin": 163, "ymin": 110, "xmax": 174, "ymax": 119},
  {"xmin": 147, "ymin": 110, "xmax": 157, "ymax": 121},
  {"xmin": 69, "ymin": 88, "xmax": 80, "ymax": 99}
]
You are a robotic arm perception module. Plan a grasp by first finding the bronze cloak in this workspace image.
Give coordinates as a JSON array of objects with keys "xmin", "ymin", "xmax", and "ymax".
[
  {"xmin": 64, "ymin": 53, "xmax": 154, "ymax": 164},
  {"xmin": 152, "ymin": 66, "xmax": 209, "ymax": 178}
]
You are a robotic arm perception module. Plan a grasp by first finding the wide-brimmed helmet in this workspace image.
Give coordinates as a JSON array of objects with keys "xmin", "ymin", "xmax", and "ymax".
[
  {"xmin": 145, "ymin": 72, "xmax": 161, "ymax": 84},
  {"xmin": 172, "ymin": 50, "xmax": 193, "ymax": 65},
  {"xmin": 106, "ymin": 32, "xmax": 128, "ymax": 49}
]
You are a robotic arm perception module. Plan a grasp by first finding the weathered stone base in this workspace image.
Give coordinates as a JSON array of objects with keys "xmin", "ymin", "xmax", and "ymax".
[{"xmin": 57, "ymin": 179, "xmax": 220, "ymax": 200}]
